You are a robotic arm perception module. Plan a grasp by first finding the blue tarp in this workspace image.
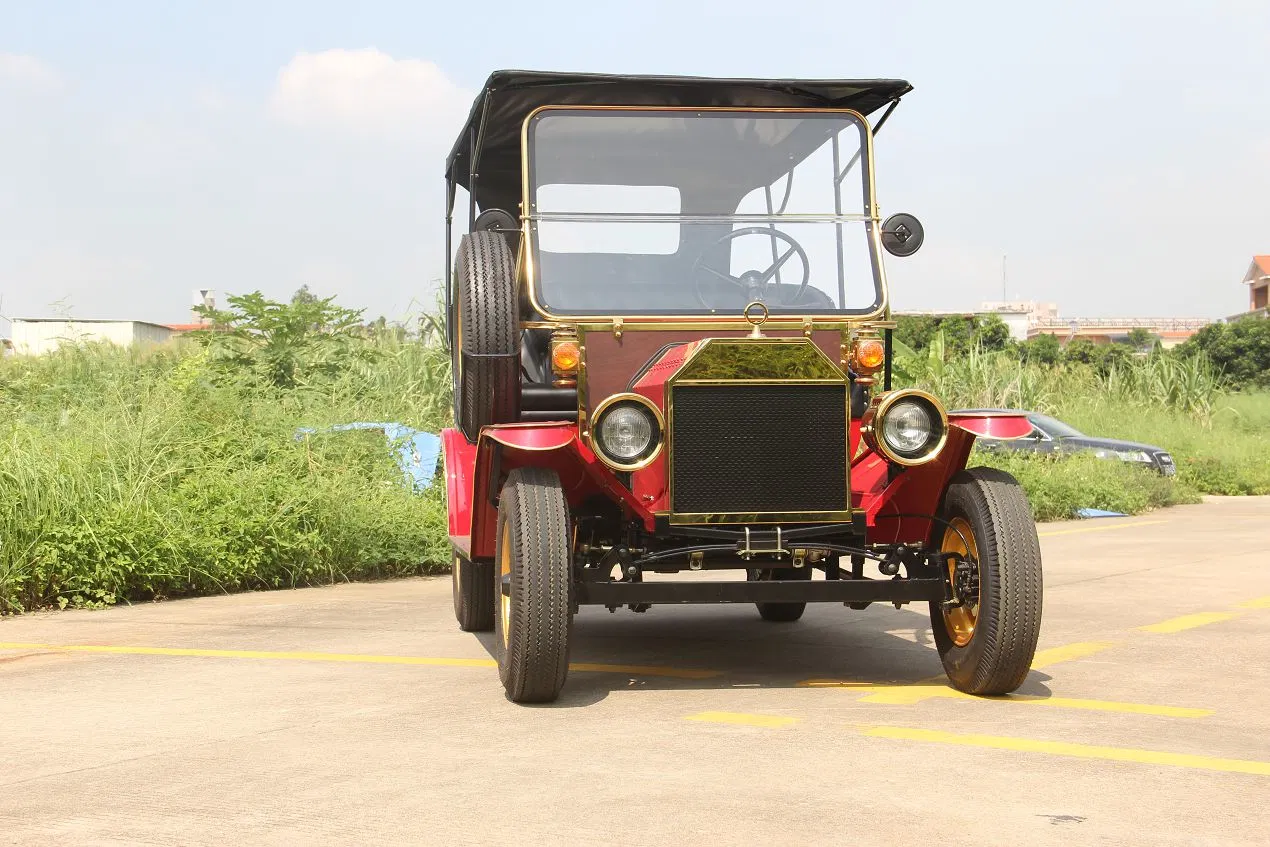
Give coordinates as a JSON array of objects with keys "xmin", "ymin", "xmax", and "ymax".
[
  {"xmin": 1074, "ymin": 508, "xmax": 1128, "ymax": 518},
  {"xmin": 295, "ymin": 423, "xmax": 441, "ymax": 492}
]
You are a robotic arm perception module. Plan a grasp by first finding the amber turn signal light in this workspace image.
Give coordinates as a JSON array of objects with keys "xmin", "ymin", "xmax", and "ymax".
[
  {"xmin": 551, "ymin": 338, "xmax": 581, "ymax": 375},
  {"xmin": 854, "ymin": 338, "xmax": 886, "ymax": 372}
]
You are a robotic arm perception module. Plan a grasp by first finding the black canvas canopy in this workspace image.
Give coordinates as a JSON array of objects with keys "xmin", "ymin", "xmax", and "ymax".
[{"xmin": 446, "ymin": 70, "xmax": 912, "ymax": 213}]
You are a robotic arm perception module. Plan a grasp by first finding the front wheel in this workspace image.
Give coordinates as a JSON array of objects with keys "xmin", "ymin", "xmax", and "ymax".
[
  {"xmin": 493, "ymin": 468, "xmax": 573, "ymax": 703},
  {"xmin": 929, "ymin": 467, "xmax": 1043, "ymax": 695}
]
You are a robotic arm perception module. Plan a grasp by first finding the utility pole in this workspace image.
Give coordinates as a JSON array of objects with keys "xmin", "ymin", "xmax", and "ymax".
[{"xmin": 1002, "ymin": 254, "xmax": 1008, "ymax": 303}]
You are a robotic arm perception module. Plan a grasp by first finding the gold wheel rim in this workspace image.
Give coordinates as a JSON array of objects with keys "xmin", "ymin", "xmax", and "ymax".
[
  {"xmin": 498, "ymin": 520, "xmax": 512, "ymax": 648},
  {"xmin": 941, "ymin": 516, "xmax": 980, "ymax": 647}
]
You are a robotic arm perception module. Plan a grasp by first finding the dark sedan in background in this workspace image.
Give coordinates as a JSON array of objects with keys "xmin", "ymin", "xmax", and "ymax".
[{"xmin": 957, "ymin": 409, "xmax": 1176, "ymax": 476}]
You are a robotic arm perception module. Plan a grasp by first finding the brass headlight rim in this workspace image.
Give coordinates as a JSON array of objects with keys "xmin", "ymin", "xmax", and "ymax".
[
  {"xmin": 864, "ymin": 388, "xmax": 949, "ymax": 467},
  {"xmin": 589, "ymin": 392, "xmax": 665, "ymax": 472}
]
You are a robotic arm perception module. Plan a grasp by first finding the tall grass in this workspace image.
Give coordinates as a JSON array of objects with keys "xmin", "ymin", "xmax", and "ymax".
[
  {"xmin": 903, "ymin": 339, "xmax": 1222, "ymax": 418},
  {"xmin": 0, "ymin": 332, "xmax": 454, "ymax": 613},
  {"xmin": 2, "ymin": 321, "xmax": 1266, "ymax": 613},
  {"xmin": 896, "ymin": 339, "xmax": 1270, "ymax": 502}
]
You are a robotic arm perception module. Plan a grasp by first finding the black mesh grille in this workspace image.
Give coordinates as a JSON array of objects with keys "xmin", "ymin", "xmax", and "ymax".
[{"xmin": 671, "ymin": 384, "xmax": 847, "ymax": 515}]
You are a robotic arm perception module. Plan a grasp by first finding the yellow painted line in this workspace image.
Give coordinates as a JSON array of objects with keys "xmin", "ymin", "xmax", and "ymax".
[
  {"xmin": 1238, "ymin": 596, "xmax": 1270, "ymax": 610},
  {"xmin": 0, "ymin": 642, "xmax": 720, "ymax": 680},
  {"xmin": 862, "ymin": 687, "xmax": 1208, "ymax": 717},
  {"xmin": 685, "ymin": 711, "xmax": 798, "ymax": 728},
  {"xmin": 796, "ymin": 679, "xmax": 1205, "ymax": 716},
  {"xmin": 1138, "ymin": 612, "xmax": 1241, "ymax": 634},
  {"xmin": 860, "ymin": 725, "xmax": 1270, "ymax": 776},
  {"xmin": 1037, "ymin": 519, "xmax": 1165, "ymax": 538},
  {"xmin": 1030, "ymin": 641, "xmax": 1116, "ymax": 668}
]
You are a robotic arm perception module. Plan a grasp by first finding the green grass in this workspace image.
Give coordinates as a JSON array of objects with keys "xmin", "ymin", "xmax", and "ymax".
[
  {"xmin": 0, "ymin": 335, "xmax": 453, "ymax": 614},
  {"xmin": 2, "ymin": 322, "xmax": 1266, "ymax": 614},
  {"xmin": 1059, "ymin": 394, "xmax": 1270, "ymax": 496},
  {"xmin": 900, "ymin": 341, "xmax": 1270, "ymax": 512},
  {"xmin": 972, "ymin": 451, "xmax": 1201, "ymax": 522}
]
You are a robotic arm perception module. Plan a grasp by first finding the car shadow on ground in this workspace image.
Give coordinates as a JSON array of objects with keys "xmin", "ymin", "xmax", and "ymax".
[{"xmin": 472, "ymin": 604, "xmax": 1055, "ymax": 708}]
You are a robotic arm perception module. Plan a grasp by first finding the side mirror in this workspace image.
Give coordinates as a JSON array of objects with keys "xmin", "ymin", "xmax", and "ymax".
[{"xmin": 881, "ymin": 213, "xmax": 924, "ymax": 257}]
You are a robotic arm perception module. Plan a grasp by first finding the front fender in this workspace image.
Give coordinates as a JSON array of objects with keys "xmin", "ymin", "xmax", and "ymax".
[
  {"xmin": 854, "ymin": 410, "xmax": 1030, "ymax": 545},
  {"xmin": 454, "ymin": 423, "xmax": 652, "ymax": 562}
]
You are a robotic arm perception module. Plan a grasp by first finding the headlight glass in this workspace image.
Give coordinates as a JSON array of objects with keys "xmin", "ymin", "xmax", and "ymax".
[
  {"xmin": 882, "ymin": 400, "xmax": 934, "ymax": 456},
  {"xmin": 1117, "ymin": 449, "xmax": 1151, "ymax": 463},
  {"xmin": 597, "ymin": 403, "xmax": 656, "ymax": 462}
]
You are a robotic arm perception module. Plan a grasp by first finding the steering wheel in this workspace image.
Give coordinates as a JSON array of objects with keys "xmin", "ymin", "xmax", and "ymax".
[{"xmin": 692, "ymin": 227, "xmax": 811, "ymax": 310}]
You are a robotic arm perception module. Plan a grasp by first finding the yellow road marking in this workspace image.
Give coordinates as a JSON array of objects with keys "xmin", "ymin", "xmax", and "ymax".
[
  {"xmin": 1030, "ymin": 641, "xmax": 1116, "ymax": 668},
  {"xmin": 0, "ymin": 642, "xmax": 720, "ymax": 680},
  {"xmin": 686, "ymin": 711, "xmax": 798, "ymax": 728},
  {"xmin": 860, "ymin": 725, "xmax": 1270, "ymax": 776},
  {"xmin": 1238, "ymin": 596, "xmax": 1270, "ymax": 610},
  {"xmin": 1036, "ymin": 519, "xmax": 1165, "ymax": 538},
  {"xmin": 796, "ymin": 679, "xmax": 1206, "ymax": 716},
  {"xmin": 1138, "ymin": 612, "xmax": 1241, "ymax": 634}
]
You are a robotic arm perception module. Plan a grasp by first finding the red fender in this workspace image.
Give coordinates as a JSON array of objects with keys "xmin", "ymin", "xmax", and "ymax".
[
  {"xmin": 444, "ymin": 423, "xmax": 654, "ymax": 562},
  {"xmin": 853, "ymin": 412, "xmax": 1030, "ymax": 545}
]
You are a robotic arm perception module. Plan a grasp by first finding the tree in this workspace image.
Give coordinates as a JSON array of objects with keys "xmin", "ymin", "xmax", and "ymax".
[
  {"xmin": 1062, "ymin": 337, "xmax": 1098, "ymax": 365},
  {"xmin": 291, "ymin": 285, "xmax": 321, "ymax": 307},
  {"xmin": 1019, "ymin": 333, "xmax": 1061, "ymax": 365},
  {"xmin": 194, "ymin": 291, "xmax": 371, "ymax": 388},
  {"xmin": 1178, "ymin": 316, "xmax": 1270, "ymax": 390},
  {"xmin": 894, "ymin": 315, "xmax": 941, "ymax": 351},
  {"xmin": 1125, "ymin": 327, "xmax": 1157, "ymax": 352},
  {"xmin": 974, "ymin": 314, "xmax": 1013, "ymax": 352}
]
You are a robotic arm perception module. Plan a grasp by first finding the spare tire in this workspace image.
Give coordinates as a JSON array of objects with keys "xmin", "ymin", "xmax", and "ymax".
[{"xmin": 453, "ymin": 231, "xmax": 520, "ymax": 443}]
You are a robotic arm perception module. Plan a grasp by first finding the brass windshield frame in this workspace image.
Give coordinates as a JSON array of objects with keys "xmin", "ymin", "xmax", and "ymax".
[{"xmin": 519, "ymin": 105, "xmax": 891, "ymax": 324}]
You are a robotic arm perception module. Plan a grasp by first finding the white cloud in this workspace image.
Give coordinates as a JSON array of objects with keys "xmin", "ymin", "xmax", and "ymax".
[
  {"xmin": 269, "ymin": 48, "xmax": 470, "ymax": 141},
  {"xmin": 0, "ymin": 53, "xmax": 62, "ymax": 93}
]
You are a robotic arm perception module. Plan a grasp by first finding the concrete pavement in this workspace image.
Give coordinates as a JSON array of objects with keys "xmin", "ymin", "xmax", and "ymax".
[{"xmin": 2, "ymin": 496, "xmax": 1269, "ymax": 846}]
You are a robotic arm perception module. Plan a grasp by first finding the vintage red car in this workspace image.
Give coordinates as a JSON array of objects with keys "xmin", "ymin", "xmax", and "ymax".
[{"xmin": 441, "ymin": 70, "xmax": 1042, "ymax": 703}]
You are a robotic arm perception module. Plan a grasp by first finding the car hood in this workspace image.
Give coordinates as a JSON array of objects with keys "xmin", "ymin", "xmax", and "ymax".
[{"xmin": 1062, "ymin": 437, "xmax": 1167, "ymax": 454}]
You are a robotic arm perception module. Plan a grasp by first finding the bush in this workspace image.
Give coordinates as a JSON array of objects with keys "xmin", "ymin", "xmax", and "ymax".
[
  {"xmin": 0, "ymin": 296, "xmax": 453, "ymax": 614},
  {"xmin": 973, "ymin": 451, "xmax": 1201, "ymax": 522},
  {"xmin": 1178, "ymin": 315, "xmax": 1270, "ymax": 390}
]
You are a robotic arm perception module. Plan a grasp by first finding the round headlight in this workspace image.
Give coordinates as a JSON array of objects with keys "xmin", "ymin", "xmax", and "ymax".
[
  {"xmin": 882, "ymin": 400, "xmax": 935, "ymax": 457},
  {"xmin": 863, "ymin": 390, "xmax": 948, "ymax": 466},
  {"xmin": 591, "ymin": 394, "xmax": 663, "ymax": 470}
]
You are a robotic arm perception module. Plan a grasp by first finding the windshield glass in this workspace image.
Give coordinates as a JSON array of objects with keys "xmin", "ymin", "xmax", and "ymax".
[
  {"xmin": 1030, "ymin": 414, "xmax": 1085, "ymax": 439},
  {"xmin": 525, "ymin": 109, "xmax": 881, "ymax": 316}
]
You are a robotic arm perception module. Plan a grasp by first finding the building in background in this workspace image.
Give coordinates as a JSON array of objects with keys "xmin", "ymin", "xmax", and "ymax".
[
  {"xmin": 1026, "ymin": 317, "xmax": 1210, "ymax": 348},
  {"xmin": 978, "ymin": 301, "xmax": 1058, "ymax": 341},
  {"xmin": 1238, "ymin": 255, "xmax": 1269, "ymax": 319},
  {"xmin": 7, "ymin": 319, "xmax": 174, "ymax": 356},
  {"xmin": 894, "ymin": 300, "xmax": 1210, "ymax": 349},
  {"xmin": 167, "ymin": 288, "xmax": 217, "ymax": 336}
]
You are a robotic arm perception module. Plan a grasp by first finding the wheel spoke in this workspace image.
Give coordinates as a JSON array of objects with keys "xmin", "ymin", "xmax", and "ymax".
[
  {"xmin": 700, "ymin": 264, "xmax": 747, "ymax": 287},
  {"xmin": 759, "ymin": 246, "xmax": 798, "ymax": 283}
]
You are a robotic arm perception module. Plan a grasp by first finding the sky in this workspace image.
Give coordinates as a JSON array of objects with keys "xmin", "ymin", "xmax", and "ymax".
[{"xmin": 2, "ymin": 0, "xmax": 1268, "ymax": 325}]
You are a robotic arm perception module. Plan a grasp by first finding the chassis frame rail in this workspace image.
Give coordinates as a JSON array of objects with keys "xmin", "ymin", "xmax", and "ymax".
[{"xmin": 575, "ymin": 577, "xmax": 946, "ymax": 606}]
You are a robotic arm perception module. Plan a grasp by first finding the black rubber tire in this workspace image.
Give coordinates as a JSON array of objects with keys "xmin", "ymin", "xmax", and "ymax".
[
  {"xmin": 454, "ymin": 231, "xmax": 519, "ymax": 443},
  {"xmin": 451, "ymin": 548, "xmax": 494, "ymax": 632},
  {"xmin": 493, "ymin": 467, "xmax": 573, "ymax": 703},
  {"xmin": 752, "ymin": 566, "xmax": 812, "ymax": 622},
  {"xmin": 929, "ymin": 467, "xmax": 1044, "ymax": 695}
]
